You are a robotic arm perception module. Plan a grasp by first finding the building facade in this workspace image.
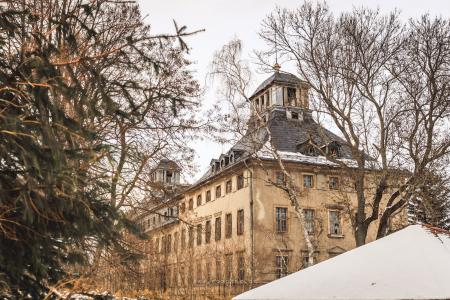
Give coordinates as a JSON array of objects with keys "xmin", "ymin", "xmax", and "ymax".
[{"xmin": 118, "ymin": 70, "xmax": 406, "ymax": 299}]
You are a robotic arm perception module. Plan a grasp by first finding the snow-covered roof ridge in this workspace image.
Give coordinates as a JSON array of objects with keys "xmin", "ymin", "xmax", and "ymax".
[{"xmin": 234, "ymin": 224, "xmax": 450, "ymax": 300}]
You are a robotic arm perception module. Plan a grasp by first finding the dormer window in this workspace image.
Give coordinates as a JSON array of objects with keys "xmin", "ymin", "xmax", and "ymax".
[
  {"xmin": 291, "ymin": 112, "xmax": 299, "ymax": 120},
  {"xmin": 327, "ymin": 142, "xmax": 341, "ymax": 158},
  {"xmin": 297, "ymin": 143, "xmax": 318, "ymax": 157}
]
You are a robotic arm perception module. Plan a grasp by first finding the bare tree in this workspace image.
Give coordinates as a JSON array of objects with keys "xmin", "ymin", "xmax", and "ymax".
[
  {"xmin": 256, "ymin": 2, "xmax": 450, "ymax": 245},
  {"xmin": 210, "ymin": 39, "xmax": 318, "ymax": 266}
]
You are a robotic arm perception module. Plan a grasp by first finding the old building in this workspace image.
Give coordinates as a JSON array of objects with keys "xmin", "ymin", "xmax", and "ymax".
[{"xmin": 123, "ymin": 69, "xmax": 406, "ymax": 299}]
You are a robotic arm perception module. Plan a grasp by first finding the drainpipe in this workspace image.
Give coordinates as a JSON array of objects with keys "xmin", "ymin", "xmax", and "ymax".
[{"xmin": 248, "ymin": 167, "xmax": 255, "ymax": 288}]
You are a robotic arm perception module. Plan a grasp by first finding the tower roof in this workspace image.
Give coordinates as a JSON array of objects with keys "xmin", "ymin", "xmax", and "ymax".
[{"xmin": 249, "ymin": 71, "xmax": 306, "ymax": 99}]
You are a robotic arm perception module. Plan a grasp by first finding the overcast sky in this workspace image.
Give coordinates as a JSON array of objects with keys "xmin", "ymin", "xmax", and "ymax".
[{"xmin": 138, "ymin": 0, "xmax": 450, "ymax": 181}]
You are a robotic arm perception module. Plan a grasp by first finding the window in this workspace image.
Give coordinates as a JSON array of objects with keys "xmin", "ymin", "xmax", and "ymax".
[
  {"xmin": 303, "ymin": 209, "xmax": 315, "ymax": 235},
  {"xmin": 161, "ymin": 236, "xmax": 165, "ymax": 254},
  {"xmin": 329, "ymin": 210, "xmax": 342, "ymax": 235},
  {"xmin": 276, "ymin": 171, "xmax": 285, "ymax": 185},
  {"xmin": 328, "ymin": 143, "xmax": 341, "ymax": 157},
  {"xmin": 205, "ymin": 220, "xmax": 211, "ymax": 243},
  {"xmin": 237, "ymin": 209, "xmax": 244, "ymax": 235},
  {"xmin": 188, "ymin": 226, "xmax": 194, "ymax": 248},
  {"xmin": 302, "ymin": 255, "xmax": 310, "ymax": 268},
  {"xmin": 226, "ymin": 180, "xmax": 232, "ymax": 194},
  {"xmin": 275, "ymin": 255, "xmax": 289, "ymax": 279},
  {"xmin": 166, "ymin": 234, "xmax": 171, "ymax": 253},
  {"xmin": 291, "ymin": 111, "xmax": 299, "ymax": 119},
  {"xmin": 276, "ymin": 207, "xmax": 287, "ymax": 233},
  {"xmin": 237, "ymin": 253, "xmax": 245, "ymax": 281},
  {"xmin": 155, "ymin": 237, "xmax": 159, "ymax": 254},
  {"xmin": 188, "ymin": 198, "xmax": 193, "ymax": 210},
  {"xmin": 206, "ymin": 190, "xmax": 211, "ymax": 202},
  {"xmin": 166, "ymin": 170, "xmax": 173, "ymax": 184},
  {"xmin": 216, "ymin": 185, "xmax": 222, "ymax": 198},
  {"xmin": 225, "ymin": 254, "xmax": 233, "ymax": 281},
  {"xmin": 303, "ymin": 174, "xmax": 313, "ymax": 188},
  {"xmin": 197, "ymin": 224, "xmax": 202, "ymax": 246},
  {"xmin": 197, "ymin": 194, "xmax": 202, "ymax": 207},
  {"xmin": 237, "ymin": 174, "xmax": 245, "ymax": 190},
  {"xmin": 196, "ymin": 261, "xmax": 202, "ymax": 283},
  {"xmin": 180, "ymin": 203, "xmax": 186, "ymax": 213},
  {"xmin": 206, "ymin": 261, "xmax": 212, "ymax": 282},
  {"xmin": 287, "ymin": 87, "xmax": 296, "ymax": 105},
  {"xmin": 215, "ymin": 217, "xmax": 222, "ymax": 241},
  {"xmin": 174, "ymin": 232, "xmax": 179, "ymax": 252},
  {"xmin": 225, "ymin": 213, "xmax": 232, "ymax": 238},
  {"xmin": 329, "ymin": 176, "xmax": 339, "ymax": 190},
  {"xmin": 216, "ymin": 258, "xmax": 222, "ymax": 281},
  {"xmin": 181, "ymin": 229, "xmax": 186, "ymax": 250}
]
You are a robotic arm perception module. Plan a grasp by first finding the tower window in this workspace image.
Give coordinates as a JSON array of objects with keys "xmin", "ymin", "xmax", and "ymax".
[
  {"xmin": 287, "ymin": 87, "xmax": 296, "ymax": 106},
  {"xmin": 165, "ymin": 170, "xmax": 173, "ymax": 183}
]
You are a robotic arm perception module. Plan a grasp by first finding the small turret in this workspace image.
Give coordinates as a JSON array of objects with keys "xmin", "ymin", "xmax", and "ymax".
[
  {"xmin": 248, "ymin": 69, "xmax": 310, "ymax": 116},
  {"xmin": 150, "ymin": 159, "xmax": 181, "ymax": 186}
]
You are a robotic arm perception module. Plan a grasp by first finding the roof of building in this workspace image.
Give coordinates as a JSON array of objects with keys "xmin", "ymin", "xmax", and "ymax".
[
  {"xmin": 250, "ymin": 71, "xmax": 307, "ymax": 99},
  {"xmin": 234, "ymin": 224, "xmax": 450, "ymax": 300},
  {"xmin": 154, "ymin": 159, "xmax": 181, "ymax": 171},
  {"xmin": 190, "ymin": 107, "xmax": 355, "ymax": 188}
]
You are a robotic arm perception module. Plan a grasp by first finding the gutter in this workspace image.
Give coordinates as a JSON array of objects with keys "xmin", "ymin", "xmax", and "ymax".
[{"xmin": 249, "ymin": 166, "xmax": 255, "ymax": 288}]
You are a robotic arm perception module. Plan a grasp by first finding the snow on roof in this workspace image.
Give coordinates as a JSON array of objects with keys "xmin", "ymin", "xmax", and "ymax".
[
  {"xmin": 256, "ymin": 144, "xmax": 359, "ymax": 168},
  {"xmin": 234, "ymin": 225, "xmax": 450, "ymax": 300}
]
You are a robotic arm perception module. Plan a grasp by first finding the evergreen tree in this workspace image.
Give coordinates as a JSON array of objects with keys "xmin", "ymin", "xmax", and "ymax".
[{"xmin": 0, "ymin": 0, "xmax": 199, "ymax": 297}]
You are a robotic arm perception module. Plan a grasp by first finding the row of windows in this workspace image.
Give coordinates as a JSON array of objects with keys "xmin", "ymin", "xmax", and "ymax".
[
  {"xmin": 154, "ymin": 207, "xmax": 342, "ymax": 254},
  {"xmin": 180, "ymin": 174, "xmax": 245, "ymax": 213},
  {"xmin": 139, "ymin": 207, "xmax": 177, "ymax": 231},
  {"xmin": 154, "ymin": 209, "xmax": 245, "ymax": 254},
  {"xmin": 276, "ymin": 172, "xmax": 340, "ymax": 190},
  {"xmin": 275, "ymin": 207, "xmax": 343, "ymax": 236},
  {"xmin": 154, "ymin": 253, "xmax": 291, "ymax": 289},
  {"xmin": 153, "ymin": 252, "xmax": 247, "ymax": 290}
]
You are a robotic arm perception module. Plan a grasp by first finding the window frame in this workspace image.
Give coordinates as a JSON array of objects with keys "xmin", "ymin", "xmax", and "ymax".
[
  {"xmin": 225, "ymin": 254, "xmax": 233, "ymax": 281},
  {"xmin": 329, "ymin": 176, "xmax": 340, "ymax": 190},
  {"xmin": 205, "ymin": 220, "xmax": 211, "ymax": 244},
  {"xmin": 303, "ymin": 174, "xmax": 314, "ymax": 188},
  {"xmin": 275, "ymin": 207, "xmax": 288, "ymax": 233},
  {"xmin": 275, "ymin": 255, "xmax": 289, "ymax": 279},
  {"xmin": 215, "ymin": 184, "xmax": 222, "ymax": 198},
  {"xmin": 275, "ymin": 171, "xmax": 285, "ymax": 185},
  {"xmin": 196, "ymin": 224, "xmax": 202, "ymax": 246},
  {"xmin": 225, "ymin": 213, "xmax": 232, "ymax": 238},
  {"xmin": 328, "ymin": 209, "xmax": 343, "ymax": 236},
  {"xmin": 303, "ymin": 208, "xmax": 315, "ymax": 235},
  {"xmin": 237, "ymin": 209, "xmax": 244, "ymax": 235},
  {"xmin": 237, "ymin": 173, "xmax": 245, "ymax": 190},
  {"xmin": 215, "ymin": 216, "xmax": 222, "ymax": 241},
  {"xmin": 226, "ymin": 179, "xmax": 232, "ymax": 194},
  {"xmin": 237, "ymin": 253, "xmax": 245, "ymax": 281}
]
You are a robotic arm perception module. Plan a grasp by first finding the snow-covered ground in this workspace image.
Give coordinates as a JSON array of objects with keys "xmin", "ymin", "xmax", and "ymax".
[{"xmin": 234, "ymin": 225, "xmax": 450, "ymax": 300}]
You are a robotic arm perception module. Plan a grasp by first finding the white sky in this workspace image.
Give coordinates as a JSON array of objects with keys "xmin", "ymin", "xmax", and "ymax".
[{"xmin": 138, "ymin": 0, "xmax": 450, "ymax": 181}]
